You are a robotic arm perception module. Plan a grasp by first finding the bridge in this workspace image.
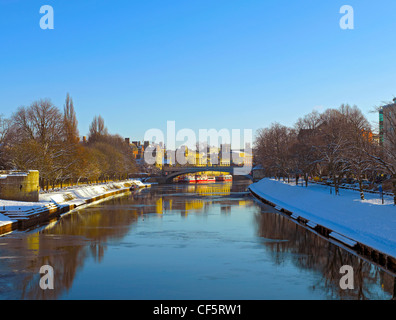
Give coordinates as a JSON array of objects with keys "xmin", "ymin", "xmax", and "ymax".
[{"xmin": 160, "ymin": 165, "xmax": 253, "ymax": 183}]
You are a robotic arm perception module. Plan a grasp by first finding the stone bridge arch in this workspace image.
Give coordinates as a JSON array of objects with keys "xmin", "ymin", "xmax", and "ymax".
[{"xmin": 162, "ymin": 166, "xmax": 253, "ymax": 183}]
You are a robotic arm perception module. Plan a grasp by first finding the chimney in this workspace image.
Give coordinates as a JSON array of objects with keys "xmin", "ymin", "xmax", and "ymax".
[{"xmin": 82, "ymin": 136, "xmax": 87, "ymax": 144}]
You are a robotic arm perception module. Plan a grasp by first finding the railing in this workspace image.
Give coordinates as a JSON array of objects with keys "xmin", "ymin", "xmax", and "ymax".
[{"xmin": 162, "ymin": 165, "xmax": 243, "ymax": 171}]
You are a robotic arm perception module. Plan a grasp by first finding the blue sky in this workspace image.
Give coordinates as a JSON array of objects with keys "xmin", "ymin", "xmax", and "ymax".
[{"xmin": 0, "ymin": 0, "xmax": 395, "ymax": 142}]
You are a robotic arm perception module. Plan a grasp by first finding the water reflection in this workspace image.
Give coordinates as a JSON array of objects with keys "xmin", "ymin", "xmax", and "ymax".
[
  {"xmin": 132, "ymin": 182, "xmax": 246, "ymax": 217},
  {"xmin": 0, "ymin": 182, "xmax": 394, "ymax": 300},
  {"xmin": 255, "ymin": 208, "xmax": 395, "ymax": 300},
  {"xmin": 0, "ymin": 195, "xmax": 141, "ymax": 300}
]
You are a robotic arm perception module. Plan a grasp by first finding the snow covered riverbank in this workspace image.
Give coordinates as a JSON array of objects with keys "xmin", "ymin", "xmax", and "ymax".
[
  {"xmin": 249, "ymin": 178, "xmax": 396, "ymax": 258},
  {"xmin": 0, "ymin": 179, "xmax": 150, "ymax": 233}
]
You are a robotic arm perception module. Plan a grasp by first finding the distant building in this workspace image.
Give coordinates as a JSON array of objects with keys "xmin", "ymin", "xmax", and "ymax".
[
  {"xmin": 130, "ymin": 141, "xmax": 145, "ymax": 161},
  {"xmin": 379, "ymin": 98, "xmax": 396, "ymax": 147},
  {"xmin": 252, "ymin": 165, "xmax": 265, "ymax": 182},
  {"xmin": 220, "ymin": 143, "xmax": 231, "ymax": 155},
  {"xmin": 372, "ymin": 133, "xmax": 380, "ymax": 145},
  {"xmin": 231, "ymin": 151, "xmax": 253, "ymax": 166},
  {"xmin": 220, "ymin": 144, "xmax": 231, "ymax": 166},
  {"xmin": 129, "ymin": 140, "xmax": 254, "ymax": 169}
]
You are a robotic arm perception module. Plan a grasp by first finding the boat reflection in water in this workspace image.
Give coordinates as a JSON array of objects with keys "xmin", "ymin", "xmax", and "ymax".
[
  {"xmin": 152, "ymin": 182, "xmax": 235, "ymax": 216},
  {"xmin": 0, "ymin": 182, "xmax": 394, "ymax": 300},
  {"xmin": 175, "ymin": 173, "xmax": 232, "ymax": 184}
]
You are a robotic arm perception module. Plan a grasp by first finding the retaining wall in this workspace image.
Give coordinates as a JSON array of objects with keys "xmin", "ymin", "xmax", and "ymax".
[
  {"xmin": 248, "ymin": 186, "xmax": 396, "ymax": 276},
  {"xmin": 0, "ymin": 170, "xmax": 40, "ymax": 202},
  {"xmin": 0, "ymin": 180, "xmax": 150, "ymax": 235}
]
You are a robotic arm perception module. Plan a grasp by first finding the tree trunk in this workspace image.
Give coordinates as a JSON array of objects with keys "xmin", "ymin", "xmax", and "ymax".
[
  {"xmin": 334, "ymin": 176, "xmax": 339, "ymax": 195},
  {"xmin": 392, "ymin": 174, "xmax": 396, "ymax": 205},
  {"xmin": 358, "ymin": 177, "xmax": 364, "ymax": 200}
]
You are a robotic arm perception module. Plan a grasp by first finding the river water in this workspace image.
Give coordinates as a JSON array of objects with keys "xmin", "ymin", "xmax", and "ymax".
[{"xmin": 0, "ymin": 181, "xmax": 394, "ymax": 300}]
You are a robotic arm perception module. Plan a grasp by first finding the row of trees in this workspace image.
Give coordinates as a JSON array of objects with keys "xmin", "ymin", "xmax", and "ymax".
[
  {"xmin": 254, "ymin": 104, "xmax": 396, "ymax": 202},
  {"xmin": 0, "ymin": 94, "xmax": 136, "ymax": 190}
]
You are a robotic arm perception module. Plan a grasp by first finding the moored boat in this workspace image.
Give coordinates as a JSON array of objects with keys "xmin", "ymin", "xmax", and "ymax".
[
  {"xmin": 215, "ymin": 175, "xmax": 233, "ymax": 182},
  {"xmin": 207, "ymin": 176, "xmax": 216, "ymax": 183},
  {"xmin": 195, "ymin": 175, "xmax": 208, "ymax": 183},
  {"xmin": 178, "ymin": 175, "xmax": 197, "ymax": 183}
]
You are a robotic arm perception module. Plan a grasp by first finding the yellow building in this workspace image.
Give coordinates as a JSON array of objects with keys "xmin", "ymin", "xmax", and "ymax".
[
  {"xmin": 219, "ymin": 157, "xmax": 230, "ymax": 166},
  {"xmin": 183, "ymin": 148, "xmax": 206, "ymax": 166},
  {"xmin": 155, "ymin": 145, "xmax": 163, "ymax": 169},
  {"xmin": 231, "ymin": 151, "xmax": 253, "ymax": 166},
  {"xmin": 172, "ymin": 146, "xmax": 252, "ymax": 167},
  {"xmin": 153, "ymin": 145, "xmax": 172, "ymax": 169}
]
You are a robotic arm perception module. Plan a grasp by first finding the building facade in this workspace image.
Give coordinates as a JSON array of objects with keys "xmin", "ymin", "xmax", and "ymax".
[{"xmin": 379, "ymin": 98, "xmax": 396, "ymax": 147}]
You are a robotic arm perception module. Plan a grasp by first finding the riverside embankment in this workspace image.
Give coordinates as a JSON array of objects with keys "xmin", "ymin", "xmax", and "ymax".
[
  {"xmin": 0, "ymin": 179, "xmax": 151, "ymax": 235},
  {"xmin": 248, "ymin": 178, "xmax": 396, "ymax": 274},
  {"xmin": 1, "ymin": 181, "xmax": 394, "ymax": 300}
]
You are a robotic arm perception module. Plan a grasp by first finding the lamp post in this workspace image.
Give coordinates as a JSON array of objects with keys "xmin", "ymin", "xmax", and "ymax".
[{"xmin": 379, "ymin": 184, "xmax": 384, "ymax": 204}]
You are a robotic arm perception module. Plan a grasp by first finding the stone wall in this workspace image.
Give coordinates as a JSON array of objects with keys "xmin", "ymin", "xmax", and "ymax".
[
  {"xmin": 252, "ymin": 168, "xmax": 265, "ymax": 182},
  {"xmin": 0, "ymin": 170, "xmax": 40, "ymax": 202}
]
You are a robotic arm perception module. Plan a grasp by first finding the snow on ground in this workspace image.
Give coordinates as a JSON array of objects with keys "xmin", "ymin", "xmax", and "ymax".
[
  {"xmin": 0, "ymin": 198, "xmax": 46, "ymax": 226},
  {"xmin": 40, "ymin": 181, "xmax": 128, "ymax": 205},
  {"xmin": 0, "ymin": 212, "xmax": 14, "ymax": 226},
  {"xmin": 0, "ymin": 179, "xmax": 148, "ymax": 227},
  {"xmin": 249, "ymin": 178, "xmax": 396, "ymax": 258}
]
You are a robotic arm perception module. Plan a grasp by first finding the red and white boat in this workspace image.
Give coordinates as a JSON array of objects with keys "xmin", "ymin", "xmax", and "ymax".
[
  {"xmin": 178, "ymin": 175, "xmax": 196, "ymax": 183},
  {"xmin": 207, "ymin": 176, "xmax": 216, "ymax": 183},
  {"xmin": 195, "ymin": 175, "xmax": 208, "ymax": 183},
  {"xmin": 216, "ymin": 175, "xmax": 233, "ymax": 182}
]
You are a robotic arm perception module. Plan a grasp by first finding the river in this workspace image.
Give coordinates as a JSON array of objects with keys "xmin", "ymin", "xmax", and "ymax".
[{"xmin": 0, "ymin": 181, "xmax": 394, "ymax": 300}]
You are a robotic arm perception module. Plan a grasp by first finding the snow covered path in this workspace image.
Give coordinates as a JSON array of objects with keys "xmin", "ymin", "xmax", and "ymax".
[
  {"xmin": 249, "ymin": 178, "xmax": 396, "ymax": 258},
  {"xmin": 0, "ymin": 179, "xmax": 150, "ymax": 232}
]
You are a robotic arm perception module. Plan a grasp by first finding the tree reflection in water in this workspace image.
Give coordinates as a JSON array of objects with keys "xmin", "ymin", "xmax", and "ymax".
[
  {"xmin": 255, "ymin": 207, "xmax": 395, "ymax": 300},
  {"xmin": 0, "ymin": 182, "xmax": 394, "ymax": 300},
  {"xmin": 0, "ymin": 194, "xmax": 141, "ymax": 300}
]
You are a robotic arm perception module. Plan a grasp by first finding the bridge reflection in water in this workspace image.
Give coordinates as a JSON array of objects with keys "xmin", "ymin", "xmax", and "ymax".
[
  {"xmin": 159, "ymin": 166, "xmax": 253, "ymax": 183},
  {"xmin": 0, "ymin": 182, "xmax": 394, "ymax": 300}
]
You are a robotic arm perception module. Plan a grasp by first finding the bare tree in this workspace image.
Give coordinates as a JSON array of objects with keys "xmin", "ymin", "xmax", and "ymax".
[
  {"xmin": 293, "ymin": 111, "xmax": 324, "ymax": 186},
  {"xmin": 63, "ymin": 93, "xmax": 79, "ymax": 144},
  {"xmin": 9, "ymin": 99, "xmax": 64, "ymax": 189},
  {"xmin": 340, "ymin": 104, "xmax": 373, "ymax": 200},
  {"xmin": 0, "ymin": 114, "xmax": 11, "ymax": 169},
  {"xmin": 313, "ymin": 108, "xmax": 350, "ymax": 195},
  {"xmin": 255, "ymin": 123, "xmax": 295, "ymax": 181},
  {"xmin": 366, "ymin": 100, "xmax": 396, "ymax": 203},
  {"xmin": 88, "ymin": 115, "xmax": 108, "ymax": 143}
]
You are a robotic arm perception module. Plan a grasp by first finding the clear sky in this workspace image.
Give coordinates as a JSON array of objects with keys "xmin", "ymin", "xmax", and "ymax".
[{"xmin": 0, "ymin": 0, "xmax": 395, "ymax": 142}]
